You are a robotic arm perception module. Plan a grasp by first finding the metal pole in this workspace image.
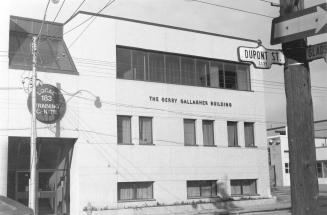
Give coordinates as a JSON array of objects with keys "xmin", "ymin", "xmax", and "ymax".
[{"xmin": 29, "ymin": 35, "xmax": 38, "ymax": 215}]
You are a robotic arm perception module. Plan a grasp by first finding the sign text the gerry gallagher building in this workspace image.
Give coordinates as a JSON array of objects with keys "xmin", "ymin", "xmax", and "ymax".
[{"xmin": 149, "ymin": 96, "xmax": 232, "ymax": 107}]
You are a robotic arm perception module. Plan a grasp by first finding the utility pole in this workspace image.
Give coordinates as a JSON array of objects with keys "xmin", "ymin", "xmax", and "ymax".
[
  {"xmin": 279, "ymin": 0, "xmax": 319, "ymax": 214},
  {"xmin": 29, "ymin": 36, "xmax": 38, "ymax": 215}
]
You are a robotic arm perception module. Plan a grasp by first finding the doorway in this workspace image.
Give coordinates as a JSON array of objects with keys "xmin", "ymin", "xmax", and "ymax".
[{"xmin": 7, "ymin": 137, "xmax": 76, "ymax": 215}]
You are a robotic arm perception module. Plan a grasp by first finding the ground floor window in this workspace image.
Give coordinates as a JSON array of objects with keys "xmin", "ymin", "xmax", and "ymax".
[
  {"xmin": 317, "ymin": 160, "xmax": 327, "ymax": 178},
  {"xmin": 230, "ymin": 179, "xmax": 257, "ymax": 196},
  {"xmin": 187, "ymin": 180, "xmax": 217, "ymax": 198},
  {"xmin": 118, "ymin": 182, "xmax": 154, "ymax": 201}
]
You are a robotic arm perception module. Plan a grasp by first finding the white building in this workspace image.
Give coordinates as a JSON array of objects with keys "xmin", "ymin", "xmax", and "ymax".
[
  {"xmin": 0, "ymin": 10, "xmax": 271, "ymax": 215},
  {"xmin": 268, "ymin": 133, "xmax": 327, "ymax": 187}
]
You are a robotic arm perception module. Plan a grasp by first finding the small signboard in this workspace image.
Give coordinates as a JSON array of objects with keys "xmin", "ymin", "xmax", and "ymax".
[
  {"xmin": 307, "ymin": 42, "xmax": 327, "ymax": 62},
  {"xmin": 27, "ymin": 84, "xmax": 66, "ymax": 124},
  {"xmin": 271, "ymin": 3, "xmax": 327, "ymax": 45},
  {"xmin": 238, "ymin": 45, "xmax": 285, "ymax": 69}
]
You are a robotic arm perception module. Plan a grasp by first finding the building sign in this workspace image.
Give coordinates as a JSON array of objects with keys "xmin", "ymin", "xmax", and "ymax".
[
  {"xmin": 271, "ymin": 3, "xmax": 327, "ymax": 45},
  {"xmin": 27, "ymin": 84, "xmax": 66, "ymax": 124},
  {"xmin": 149, "ymin": 96, "xmax": 232, "ymax": 107},
  {"xmin": 307, "ymin": 42, "xmax": 327, "ymax": 62},
  {"xmin": 238, "ymin": 45, "xmax": 285, "ymax": 69}
]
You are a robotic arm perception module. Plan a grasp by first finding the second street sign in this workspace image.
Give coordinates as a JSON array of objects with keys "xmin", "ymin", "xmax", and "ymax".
[
  {"xmin": 271, "ymin": 3, "xmax": 327, "ymax": 45},
  {"xmin": 307, "ymin": 42, "xmax": 327, "ymax": 62},
  {"xmin": 238, "ymin": 45, "xmax": 285, "ymax": 69}
]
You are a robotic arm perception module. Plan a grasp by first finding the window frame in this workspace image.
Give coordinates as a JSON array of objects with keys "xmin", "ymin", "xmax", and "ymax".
[
  {"xmin": 184, "ymin": 119, "xmax": 197, "ymax": 146},
  {"xmin": 117, "ymin": 181, "xmax": 154, "ymax": 202},
  {"xmin": 227, "ymin": 121, "xmax": 239, "ymax": 147},
  {"xmin": 230, "ymin": 179, "xmax": 257, "ymax": 196},
  {"xmin": 202, "ymin": 120, "xmax": 215, "ymax": 146},
  {"xmin": 116, "ymin": 46, "xmax": 251, "ymax": 91},
  {"xmin": 117, "ymin": 115, "xmax": 132, "ymax": 145},
  {"xmin": 244, "ymin": 122, "xmax": 255, "ymax": 147},
  {"xmin": 139, "ymin": 116, "xmax": 153, "ymax": 145},
  {"xmin": 186, "ymin": 180, "xmax": 217, "ymax": 199}
]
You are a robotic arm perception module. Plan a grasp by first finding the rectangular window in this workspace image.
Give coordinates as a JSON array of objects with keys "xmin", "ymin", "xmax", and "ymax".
[
  {"xmin": 148, "ymin": 52, "xmax": 165, "ymax": 82},
  {"xmin": 118, "ymin": 182, "xmax": 153, "ymax": 201},
  {"xmin": 165, "ymin": 54, "xmax": 180, "ymax": 84},
  {"xmin": 117, "ymin": 47, "xmax": 132, "ymax": 79},
  {"xmin": 244, "ymin": 122, "xmax": 255, "ymax": 147},
  {"xmin": 184, "ymin": 119, "xmax": 196, "ymax": 146},
  {"xmin": 117, "ymin": 115, "xmax": 132, "ymax": 144},
  {"xmin": 316, "ymin": 161, "xmax": 327, "ymax": 178},
  {"xmin": 230, "ymin": 179, "xmax": 257, "ymax": 196},
  {"xmin": 132, "ymin": 50, "xmax": 148, "ymax": 81},
  {"xmin": 227, "ymin": 121, "xmax": 238, "ymax": 147},
  {"xmin": 202, "ymin": 120, "xmax": 214, "ymax": 146},
  {"xmin": 285, "ymin": 163, "xmax": 289, "ymax": 174},
  {"xmin": 116, "ymin": 46, "xmax": 251, "ymax": 90},
  {"xmin": 139, "ymin": 117, "xmax": 153, "ymax": 145},
  {"xmin": 181, "ymin": 57, "xmax": 195, "ymax": 85},
  {"xmin": 187, "ymin": 180, "xmax": 217, "ymax": 198}
]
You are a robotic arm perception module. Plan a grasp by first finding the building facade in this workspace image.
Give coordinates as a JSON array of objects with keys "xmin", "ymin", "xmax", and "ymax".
[
  {"xmin": 268, "ymin": 134, "xmax": 327, "ymax": 187},
  {"xmin": 0, "ymin": 10, "xmax": 270, "ymax": 215}
]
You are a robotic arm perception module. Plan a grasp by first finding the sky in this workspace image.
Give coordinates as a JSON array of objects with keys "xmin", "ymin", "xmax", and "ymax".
[{"xmin": 4, "ymin": 0, "xmax": 327, "ymax": 134}]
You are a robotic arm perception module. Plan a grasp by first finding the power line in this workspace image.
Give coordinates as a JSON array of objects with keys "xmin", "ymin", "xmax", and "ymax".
[
  {"xmin": 188, "ymin": 0, "xmax": 274, "ymax": 18},
  {"xmin": 52, "ymin": 0, "xmax": 67, "ymax": 22},
  {"xmin": 66, "ymin": 0, "xmax": 88, "ymax": 22}
]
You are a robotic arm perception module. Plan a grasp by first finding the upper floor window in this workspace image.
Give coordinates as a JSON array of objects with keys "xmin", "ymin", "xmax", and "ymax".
[
  {"xmin": 118, "ymin": 182, "xmax": 154, "ymax": 201},
  {"xmin": 244, "ymin": 122, "xmax": 255, "ymax": 147},
  {"xmin": 227, "ymin": 121, "xmax": 238, "ymax": 147},
  {"xmin": 116, "ymin": 46, "xmax": 251, "ymax": 90},
  {"xmin": 203, "ymin": 120, "xmax": 214, "ymax": 146},
  {"xmin": 9, "ymin": 16, "xmax": 77, "ymax": 74},
  {"xmin": 184, "ymin": 119, "xmax": 196, "ymax": 146},
  {"xmin": 117, "ymin": 115, "xmax": 132, "ymax": 145},
  {"xmin": 139, "ymin": 117, "xmax": 153, "ymax": 145}
]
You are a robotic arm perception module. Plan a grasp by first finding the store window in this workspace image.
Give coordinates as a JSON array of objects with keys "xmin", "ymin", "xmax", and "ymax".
[
  {"xmin": 184, "ymin": 119, "xmax": 196, "ymax": 146},
  {"xmin": 117, "ymin": 115, "xmax": 132, "ymax": 145},
  {"xmin": 244, "ymin": 122, "xmax": 255, "ymax": 147},
  {"xmin": 139, "ymin": 117, "xmax": 153, "ymax": 145},
  {"xmin": 9, "ymin": 16, "xmax": 77, "ymax": 74},
  {"xmin": 118, "ymin": 182, "xmax": 154, "ymax": 201},
  {"xmin": 227, "ymin": 121, "xmax": 238, "ymax": 147},
  {"xmin": 187, "ymin": 180, "xmax": 217, "ymax": 198},
  {"xmin": 116, "ymin": 46, "xmax": 251, "ymax": 91},
  {"xmin": 230, "ymin": 179, "xmax": 257, "ymax": 196},
  {"xmin": 203, "ymin": 120, "xmax": 214, "ymax": 146}
]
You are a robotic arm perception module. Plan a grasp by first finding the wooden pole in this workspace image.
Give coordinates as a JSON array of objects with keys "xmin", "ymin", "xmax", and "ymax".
[{"xmin": 279, "ymin": 0, "xmax": 319, "ymax": 214}]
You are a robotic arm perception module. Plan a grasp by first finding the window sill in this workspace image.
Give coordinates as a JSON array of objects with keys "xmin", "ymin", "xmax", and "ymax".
[
  {"xmin": 245, "ymin": 145, "xmax": 257, "ymax": 148},
  {"xmin": 231, "ymin": 194, "xmax": 259, "ymax": 197},
  {"xmin": 184, "ymin": 144, "xmax": 199, "ymax": 147},
  {"xmin": 187, "ymin": 196, "xmax": 218, "ymax": 199},
  {"xmin": 139, "ymin": 143, "xmax": 155, "ymax": 146},
  {"xmin": 118, "ymin": 143, "xmax": 134, "ymax": 145},
  {"xmin": 228, "ymin": 145, "xmax": 241, "ymax": 148},
  {"xmin": 203, "ymin": 145, "xmax": 217, "ymax": 147},
  {"xmin": 118, "ymin": 198, "xmax": 156, "ymax": 203}
]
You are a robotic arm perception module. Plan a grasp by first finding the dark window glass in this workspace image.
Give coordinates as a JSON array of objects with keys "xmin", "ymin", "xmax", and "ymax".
[
  {"xmin": 317, "ymin": 162, "xmax": 323, "ymax": 178},
  {"xmin": 244, "ymin": 122, "xmax": 255, "ymax": 147},
  {"xmin": 203, "ymin": 120, "xmax": 214, "ymax": 146},
  {"xmin": 132, "ymin": 50, "xmax": 147, "ymax": 81},
  {"xmin": 117, "ymin": 48, "xmax": 132, "ymax": 79},
  {"xmin": 118, "ymin": 182, "xmax": 153, "ymax": 201},
  {"xmin": 224, "ymin": 63, "xmax": 237, "ymax": 89},
  {"xmin": 208, "ymin": 61, "xmax": 221, "ymax": 88},
  {"xmin": 285, "ymin": 163, "xmax": 290, "ymax": 174},
  {"xmin": 184, "ymin": 119, "xmax": 196, "ymax": 146},
  {"xmin": 187, "ymin": 180, "xmax": 217, "ymax": 198},
  {"xmin": 195, "ymin": 60, "xmax": 209, "ymax": 86},
  {"xmin": 148, "ymin": 52, "xmax": 165, "ymax": 82},
  {"xmin": 236, "ymin": 65, "xmax": 250, "ymax": 90},
  {"xmin": 166, "ymin": 54, "xmax": 180, "ymax": 84},
  {"xmin": 227, "ymin": 121, "xmax": 238, "ymax": 147},
  {"xmin": 230, "ymin": 179, "xmax": 257, "ymax": 195},
  {"xmin": 117, "ymin": 115, "xmax": 132, "ymax": 144},
  {"xmin": 181, "ymin": 57, "xmax": 195, "ymax": 85},
  {"xmin": 139, "ymin": 117, "xmax": 153, "ymax": 145}
]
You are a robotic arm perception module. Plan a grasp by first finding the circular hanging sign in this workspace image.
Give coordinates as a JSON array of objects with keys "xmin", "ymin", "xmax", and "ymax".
[{"xmin": 27, "ymin": 84, "xmax": 66, "ymax": 124}]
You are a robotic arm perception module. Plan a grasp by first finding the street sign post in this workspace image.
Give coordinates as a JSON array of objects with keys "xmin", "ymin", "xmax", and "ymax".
[
  {"xmin": 271, "ymin": 3, "xmax": 327, "ymax": 45},
  {"xmin": 238, "ymin": 44, "xmax": 285, "ymax": 69},
  {"xmin": 307, "ymin": 42, "xmax": 327, "ymax": 62}
]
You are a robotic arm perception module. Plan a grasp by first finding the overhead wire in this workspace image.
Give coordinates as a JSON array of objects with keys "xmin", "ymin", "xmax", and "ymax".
[{"xmin": 52, "ymin": 0, "xmax": 67, "ymax": 22}]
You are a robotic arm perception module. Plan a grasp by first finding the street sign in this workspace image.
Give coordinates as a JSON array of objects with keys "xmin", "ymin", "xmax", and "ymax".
[
  {"xmin": 27, "ymin": 84, "xmax": 66, "ymax": 124},
  {"xmin": 307, "ymin": 42, "xmax": 327, "ymax": 62},
  {"xmin": 271, "ymin": 3, "xmax": 327, "ymax": 45},
  {"xmin": 238, "ymin": 45, "xmax": 285, "ymax": 69}
]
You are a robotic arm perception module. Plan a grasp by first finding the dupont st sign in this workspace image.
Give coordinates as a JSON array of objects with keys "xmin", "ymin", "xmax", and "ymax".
[
  {"xmin": 307, "ymin": 42, "xmax": 327, "ymax": 62},
  {"xmin": 271, "ymin": 3, "xmax": 327, "ymax": 45},
  {"xmin": 238, "ymin": 45, "xmax": 285, "ymax": 69}
]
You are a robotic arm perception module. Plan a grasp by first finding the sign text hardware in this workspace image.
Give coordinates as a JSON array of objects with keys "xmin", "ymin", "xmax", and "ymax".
[
  {"xmin": 271, "ymin": 3, "xmax": 327, "ymax": 45},
  {"xmin": 307, "ymin": 42, "xmax": 327, "ymax": 62},
  {"xmin": 238, "ymin": 45, "xmax": 285, "ymax": 69}
]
